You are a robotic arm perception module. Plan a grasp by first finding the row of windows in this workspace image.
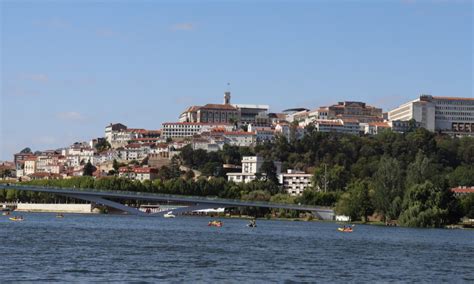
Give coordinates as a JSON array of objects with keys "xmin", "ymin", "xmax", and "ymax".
[
  {"xmin": 436, "ymin": 106, "xmax": 474, "ymax": 111},
  {"xmin": 436, "ymin": 111, "xmax": 473, "ymax": 116},
  {"xmin": 435, "ymin": 100, "xmax": 474, "ymax": 106},
  {"xmin": 436, "ymin": 116, "xmax": 474, "ymax": 121}
]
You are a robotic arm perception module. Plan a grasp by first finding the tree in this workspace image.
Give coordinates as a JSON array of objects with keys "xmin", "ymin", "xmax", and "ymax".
[
  {"xmin": 260, "ymin": 159, "xmax": 278, "ymax": 184},
  {"xmin": 398, "ymin": 182, "xmax": 456, "ymax": 227},
  {"xmin": 405, "ymin": 151, "xmax": 441, "ymax": 188},
  {"xmin": 0, "ymin": 169, "xmax": 12, "ymax": 179},
  {"xmin": 184, "ymin": 170, "xmax": 195, "ymax": 180},
  {"xmin": 94, "ymin": 139, "xmax": 111, "ymax": 152},
  {"xmin": 335, "ymin": 180, "xmax": 373, "ymax": 222},
  {"xmin": 372, "ymin": 156, "xmax": 404, "ymax": 221},
  {"xmin": 460, "ymin": 194, "xmax": 474, "ymax": 219},
  {"xmin": 20, "ymin": 147, "xmax": 32, "ymax": 154},
  {"xmin": 312, "ymin": 164, "xmax": 347, "ymax": 192},
  {"xmin": 448, "ymin": 165, "xmax": 474, "ymax": 187},
  {"xmin": 82, "ymin": 161, "xmax": 96, "ymax": 176}
]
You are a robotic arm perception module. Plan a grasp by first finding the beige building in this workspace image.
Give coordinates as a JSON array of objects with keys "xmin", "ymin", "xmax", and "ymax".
[{"xmin": 279, "ymin": 170, "xmax": 313, "ymax": 196}]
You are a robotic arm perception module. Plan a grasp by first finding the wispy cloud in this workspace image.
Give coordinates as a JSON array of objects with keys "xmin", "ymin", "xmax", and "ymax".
[
  {"xmin": 35, "ymin": 18, "xmax": 71, "ymax": 30},
  {"xmin": 96, "ymin": 28, "xmax": 120, "ymax": 38},
  {"xmin": 57, "ymin": 111, "xmax": 85, "ymax": 121},
  {"xmin": 22, "ymin": 73, "xmax": 49, "ymax": 83},
  {"xmin": 171, "ymin": 23, "xmax": 195, "ymax": 32},
  {"xmin": 5, "ymin": 88, "xmax": 42, "ymax": 97}
]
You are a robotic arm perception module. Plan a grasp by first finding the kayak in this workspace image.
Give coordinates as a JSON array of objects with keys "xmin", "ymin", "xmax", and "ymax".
[
  {"xmin": 208, "ymin": 221, "xmax": 223, "ymax": 227},
  {"xmin": 9, "ymin": 217, "xmax": 24, "ymax": 222},
  {"xmin": 337, "ymin": 227, "xmax": 353, "ymax": 232}
]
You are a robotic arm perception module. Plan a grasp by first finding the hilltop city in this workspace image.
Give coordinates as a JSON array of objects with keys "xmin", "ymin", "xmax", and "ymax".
[{"xmin": 1, "ymin": 92, "xmax": 473, "ymax": 197}]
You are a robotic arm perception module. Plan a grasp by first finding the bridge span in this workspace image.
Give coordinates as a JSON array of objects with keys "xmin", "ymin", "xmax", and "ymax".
[{"xmin": 0, "ymin": 184, "xmax": 334, "ymax": 220}]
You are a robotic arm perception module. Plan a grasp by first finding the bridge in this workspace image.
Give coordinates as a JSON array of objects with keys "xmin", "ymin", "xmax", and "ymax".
[{"xmin": 0, "ymin": 184, "xmax": 334, "ymax": 220}]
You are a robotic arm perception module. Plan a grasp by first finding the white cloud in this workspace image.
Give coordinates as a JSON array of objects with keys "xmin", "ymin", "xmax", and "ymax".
[
  {"xmin": 20, "ymin": 73, "xmax": 49, "ymax": 83},
  {"xmin": 57, "ymin": 111, "xmax": 85, "ymax": 121},
  {"xmin": 171, "ymin": 23, "xmax": 195, "ymax": 31}
]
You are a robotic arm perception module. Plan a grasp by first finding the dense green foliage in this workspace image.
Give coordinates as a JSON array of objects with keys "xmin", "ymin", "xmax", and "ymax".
[{"xmin": 177, "ymin": 128, "xmax": 473, "ymax": 226}]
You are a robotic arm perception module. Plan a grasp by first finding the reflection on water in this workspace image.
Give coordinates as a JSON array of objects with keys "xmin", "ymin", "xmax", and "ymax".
[{"xmin": 1, "ymin": 213, "xmax": 473, "ymax": 282}]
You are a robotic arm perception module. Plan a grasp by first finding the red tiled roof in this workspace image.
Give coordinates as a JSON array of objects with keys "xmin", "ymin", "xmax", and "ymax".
[
  {"xmin": 451, "ymin": 187, "xmax": 474, "ymax": 193},
  {"xmin": 162, "ymin": 122, "xmax": 231, "ymax": 126},
  {"xmin": 316, "ymin": 120, "xmax": 343, "ymax": 126},
  {"xmin": 433, "ymin": 96, "xmax": 474, "ymax": 101},
  {"xmin": 201, "ymin": 103, "xmax": 238, "ymax": 110},
  {"xmin": 224, "ymin": 131, "xmax": 255, "ymax": 136},
  {"xmin": 368, "ymin": 122, "xmax": 390, "ymax": 127},
  {"xmin": 132, "ymin": 138, "xmax": 161, "ymax": 142}
]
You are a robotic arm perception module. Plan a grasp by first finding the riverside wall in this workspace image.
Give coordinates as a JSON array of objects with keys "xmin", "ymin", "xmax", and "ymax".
[{"xmin": 15, "ymin": 203, "xmax": 93, "ymax": 213}]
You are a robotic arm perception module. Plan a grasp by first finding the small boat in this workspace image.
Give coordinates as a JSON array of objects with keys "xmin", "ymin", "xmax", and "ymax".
[
  {"xmin": 208, "ymin": 220, "xmax": 223, "ymax": 227},
  {"xmin": 337, "ymin": 227, "xmax": 353, "ymax": 232},
  {"xmin": 247, "ymin": 223, "xmax": 257, "ymax": 228},
  {"xmin": 2, "ymin": 211, "xmax": 10, "ymax": 216},
  {"xmin": 56, "ymin": 213, "xmax": 64, "ymax": 218},
  {"xmin": 163, "ymin": 211, "xmax": 176, "ymax": 218},
  {"xmin": 9, "ymin": 216, "xmax": 24, "ymax": 222}
]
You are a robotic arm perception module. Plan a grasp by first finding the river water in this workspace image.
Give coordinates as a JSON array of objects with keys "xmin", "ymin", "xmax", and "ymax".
[{"xmin": 1, "ymin": 213, "xmax": 473, "ymax": 282}]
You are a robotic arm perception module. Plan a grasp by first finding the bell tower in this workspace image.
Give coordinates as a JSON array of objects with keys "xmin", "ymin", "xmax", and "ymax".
[{"xmin": 224, "ymin": 91, "xmax": 231, "ymax": 105}]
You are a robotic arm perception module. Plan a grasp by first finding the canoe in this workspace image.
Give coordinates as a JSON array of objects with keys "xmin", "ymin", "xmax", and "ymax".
[
  {"xmin": 9, "ymin": 217, "xmax": 24, "ymax": 222},
  {"xmin": 337, "ymin": 228, "xmax": 353, "ymax": 232}
]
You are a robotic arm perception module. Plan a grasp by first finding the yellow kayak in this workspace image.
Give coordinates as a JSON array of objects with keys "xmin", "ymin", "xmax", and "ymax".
[{"xmin": 9, "ymin": 217, "xmax": 24, "ymax": 222}]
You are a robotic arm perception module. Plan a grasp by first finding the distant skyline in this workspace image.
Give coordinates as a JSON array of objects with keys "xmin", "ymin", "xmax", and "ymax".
[{"xmin": 1, "ymin": 0, "xmax": 473, "ymax": 160}]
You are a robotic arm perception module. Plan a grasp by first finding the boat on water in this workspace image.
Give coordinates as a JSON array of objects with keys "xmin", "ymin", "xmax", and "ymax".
[
  {"xmin": 337, "ymin": 227, "xmax": 353, "ymax": 232},
  {"xmin": 56, "ymin": 213, "xmax": 64, "ymax": 218},
  {"xmin": 208, "ymin": 220, "xmax": 223, "ymax": 227},
  {"xmin": 163, "ymin": 211, "xmax": 176, "ymax": 218},
  {"xmin": 2, "ymin": 211, "xmax": 10, "ymax": 216},
  {"xmin": 247, "ymin": 219, "xmax": 257, "ymax": 228},
  {"xmin": 9, "ymin": 216, "xmax": 24, "ymax": 222}
]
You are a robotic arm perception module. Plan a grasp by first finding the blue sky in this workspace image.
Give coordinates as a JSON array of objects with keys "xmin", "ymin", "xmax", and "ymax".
[{"xmin": 1, "ymin": 0, "xmax": 472, "ymax": 160}]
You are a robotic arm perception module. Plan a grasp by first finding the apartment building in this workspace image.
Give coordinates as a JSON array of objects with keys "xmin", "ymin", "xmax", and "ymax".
[{"xmin": 388, "ymin": 95, "xmax": 474, "ymax": 136}]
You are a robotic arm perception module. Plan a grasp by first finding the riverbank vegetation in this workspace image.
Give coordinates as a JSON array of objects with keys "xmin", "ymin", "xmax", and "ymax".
[{"xmin": 1, "ymin": 127, "xmax": 473, "ymax": 227}]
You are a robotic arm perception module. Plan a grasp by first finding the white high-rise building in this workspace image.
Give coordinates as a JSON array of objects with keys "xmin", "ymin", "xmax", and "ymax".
[{"xmin": 388, "ymin": 95, "xmax": 474, "ymax": 136}]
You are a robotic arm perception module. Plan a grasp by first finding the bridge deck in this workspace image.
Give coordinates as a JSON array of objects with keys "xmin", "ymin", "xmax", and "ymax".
[{"xmin": 0, "ymin": 184, "xmax": 333, "ymax": 213}]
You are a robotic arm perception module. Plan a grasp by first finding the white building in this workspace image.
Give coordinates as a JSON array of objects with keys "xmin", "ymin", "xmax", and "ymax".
[
  {"xmin": 278, "ymin": 170, "xmax": 313, "ymax": 196},
  {"xmin": 248, "ymin": 125, "xmax": 275, "ymax": 143},
  {"xmin": 161, "ymin": 122, "xmax": 233, "ymax": 139},
  {"xmin": 388, "ymin": 95, "xmax": 474, "ymax": 136},
  {"xmin": 360, "ymin": 122, "xmax": 390, "ymax": 135},
  {"xmin": 312, "ymin": 119, "xmax": 361, "ymax": 135},
  {"xmin": 24, "ymin": 158, "xmax": 37, "ymax": 176},
  {"xmin": 227, "ymin": 156, "xmax": 282, "ymax": 183},
  {"xmin": 223, "ymin": 131, "xmax": 256, "ymax": 147}
]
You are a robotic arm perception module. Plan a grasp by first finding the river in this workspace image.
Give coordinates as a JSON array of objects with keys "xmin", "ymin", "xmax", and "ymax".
[{"xmin": 1, "ymin": 213, "xmax": 473, "ymax": 282}]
